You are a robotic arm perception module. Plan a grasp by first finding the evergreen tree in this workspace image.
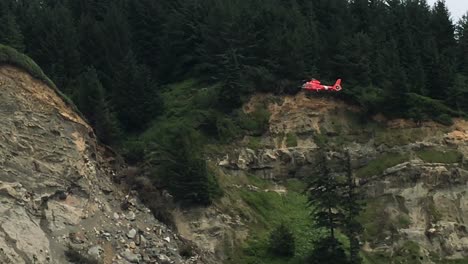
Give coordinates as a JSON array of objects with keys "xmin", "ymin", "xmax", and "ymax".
[
  {"xmin": 25, "ymin": 3, "xmax": 81, "ymax": 89},
  {"xmin": 128, "ymin": 0, "xmax": 164, "ymax": 71},
  {"xmin": 72, "ymin": 67, "xmax": 121, "ymax": 144},
  {"xmin": 307, "ymin": 150, "xmax": 364, "ymax": 264},
  {"xmin": 307, "ymin": 151, "xmax": 344, "ymax": 241},
  {"xmin": 156, "ymin": 126, "xmax": 221, "ymax": 205},
  {"xmin": 112, "ymin": 52, "xmax": 162, "ymax": 131},
  {"xmin": 157, "ymin": 0, "xmax": 205, "ymax": 81},
  {"xmin": 268, "ymin": 223, "xmax": 295, "ymax": 257},
  {"xmin": 1, "ymin": 0, "xmax": 467, "ymax": 144},
  {"xmin": 456, "ymin": 13, "xmax": 468, "ymax": 75},
  {"xmin": 97, "ymin": 2, "xmax": 132, "ymax": 85},
  {"xmin": 306, "ymin": 237, "xmax": 349, "ymax": 264},
  {"xmin": 427, "ymin": 0, "xmax": 457, "ymax": 99},
  {"xmin": 446, "ymin": 74, "xmax": 468, "ymax": 114},
  {"xmin": 66, "ymin": 0, "xmax": 112, "ymax": 20},
  {"xmin": 0, "ymin": 12, "xmax": 25, "ymax": 52},
  {"xmin": 343, "ymin": 151, "xmax": 364, "ymax": 264}
]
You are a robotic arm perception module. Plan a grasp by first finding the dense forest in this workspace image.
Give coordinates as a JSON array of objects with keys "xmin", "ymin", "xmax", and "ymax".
[
  {"xmin": 1, "ymin": 0, "xmax": 468, "ymax": 138},
  {"xmin": 1, "ymin": 1, "xmax": 467, "ymax": 262},
  {"xmin": 1, "ymin": 0, "xmax": 468, "ymax": 205}
]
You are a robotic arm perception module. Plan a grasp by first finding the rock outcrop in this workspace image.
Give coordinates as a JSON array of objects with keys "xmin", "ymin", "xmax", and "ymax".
[
  {"xmin": 212, "ymin": 93, "xmax": 468, "ymax": 262},
  {"xmin": 0, "ymin": 65, "xmax": 209, "ymax": 264}
]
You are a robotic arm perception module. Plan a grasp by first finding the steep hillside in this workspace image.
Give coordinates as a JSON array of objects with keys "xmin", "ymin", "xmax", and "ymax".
[
  {"xmin": 176, "ymin": 92, "xmax": 468, "ymax": 264},
  {"xmin": 0, "ymin": 65, "xmax": 212, "ymax": 264}
]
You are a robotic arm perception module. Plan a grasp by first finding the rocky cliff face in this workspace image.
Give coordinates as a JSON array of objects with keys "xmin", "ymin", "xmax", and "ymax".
[
  {"xmin": 0, "ymin": 65, "xmax": 209, "ymax": 264},
  {"xmin": 186, "ymin": 92, "xmax": 468, "ymax": 263},
  {"xmin": 4, "ymin": 63, "xmax": 466, "ymax": 263}
]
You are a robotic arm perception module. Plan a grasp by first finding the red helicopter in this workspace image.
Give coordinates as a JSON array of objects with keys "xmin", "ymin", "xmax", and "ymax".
[{"xmin": 302, "ymin": 78, "xmax": 342, "ymax": 92}]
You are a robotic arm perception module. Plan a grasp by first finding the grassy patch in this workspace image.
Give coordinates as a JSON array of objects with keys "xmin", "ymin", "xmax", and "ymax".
[
  {"xmin": 0, "ymin": 44, "xmax": 84, "ymax": 120},
  {"xmin": 218, "ymin": 174, "xmax": 318, "ymax": 264},
  {"xmin": 374, "ymin": 128, "xmax": 429, "ymax": 146},
  {"xmin": 285, "ymin": 179, "xmax": 306, "ymax": 193},
  {"xmin": 285, "ymin": 133, "xmax": 298, "ymax": 147},
  {"xmin": 247, "ymin": 136, "xmax": 263, "ymax": 150},
  {"xmin": 355, "ymin": 153, "xmax": 409, "ymax": 178},
  {"xmin": 416, "ymin": 149, "xmax": 463, "ymax": 164},
  {"xmin": 237, "ymin": 104, "xmax": 271, "ymax": 136}
]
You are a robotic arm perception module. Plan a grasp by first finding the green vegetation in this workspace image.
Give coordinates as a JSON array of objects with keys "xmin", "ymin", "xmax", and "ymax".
[
  {"xmin": 358, "ymin": 195, "xmax": 410, "ymax": 244},
  {"xmin": 373, "ymin": 127, "xmax": 444, "ymax": 147},
  {"xmin": 363, "ymin": 241, "xmax": 424, "ymax": 264},
  {"xmin": 1, "ymin": 0, "xmax": 467, "ymax": 148},
  {"xmin": 237, "ymin": 104, "xmax": 271, "ymax": 136},
  {"xmin": 71, "ymin": 67, "xmax": 121, "ymax": 144},
  {"xmin": 306, "ymin": 237, "xmax": 350, "ymax": 264},
  {"xmin": 219, "ymin": 176, "xmax": 318, "ymax": 264},
  {"xmin": 355, "ymin": 153, "xmax": 409, "ymax": 178},
  {"xmin": 268, "ymin": 223, "xmax": 296, "ymax": 257},
  {"xmin": 0, "ymin": 44, "xmax": 54, "ymax": 89},
  {"xmin": 247, "ymin": 136, "xmax": 263, "ymax": 150},
  {"xmin": 0, "ymin": 44, "xmax": 83, "ymax": 119},
  {"xmin": 146, "ymin": 125, "xmax": 222, "ymax": 206},
  {"xmin": 286, "ymin": 133, "xmax": 298, "ymax": 147},
  {"xmin": 306, "ymin": 150, "xmax": 364, "ymax": 264},
  {"xmin": 422, "ymin": 197, "xmax": 443, "ymax": 223},
  {"xmin": 416, "ymin": 148, "xmax": 463, "ymax": 164},
  {"xmin": 2, "ymin": 2, "xmax": 468, "ymax": 262}
]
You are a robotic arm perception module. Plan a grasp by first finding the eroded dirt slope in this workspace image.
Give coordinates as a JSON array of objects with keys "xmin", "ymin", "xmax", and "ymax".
[{"xmin": 0, "ymin": 65, "xmax": 209, "ymax": 264}]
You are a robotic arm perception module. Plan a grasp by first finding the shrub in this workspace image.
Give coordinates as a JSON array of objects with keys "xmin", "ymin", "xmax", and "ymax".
[
  {"xmin": 237, "ymin": 104, "xmax": 270, "ymax": 135},
  {"xmin": 286, "ymin": 133, "xmax": 298, "ymax": 147},
  {"xmin": 306, "ymin": 237, "xmax": 349, "ymax": 264},
  {"xmin": 434, "ymin": 114, "xmax": 453, "ymax": 126},
  {"xmin": 121, "ymin": 139, "xmax": 146, "ymax": 164},
  {"xmin": 268, "ymin": 223, "xmax": 295, "ymax": 257},
  {"xmin": 216, "ymin": 116, "xmax": 240, "ymax": 143},
  {"xmin": 247, "ymin": 136, "xmax": 263, "ymax": 150},
  {"xmin": 406, "ymin": 93, "xmax": 457, "ymax": 124}
]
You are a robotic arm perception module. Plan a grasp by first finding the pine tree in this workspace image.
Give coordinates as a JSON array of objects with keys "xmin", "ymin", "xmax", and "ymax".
[
  {"xmin": 0, "ymin": 12, "xmax": 25, "ymax": 52},
  {"xmin": 307, "ymin": 151, "xmax": 344, "ymax": 241},
  {"xmin": 72, "ymin": 67, "xmax": 121, "ymax": 144},
  {"xmin": 343, "ymin": 151, "xmax": 364, "ymax": 264},
  {"xmin": 456, "ymin": 13, "xmax": 468, "ymax": 75},
  {"xmin": 25, "ymin": 3, "xmax": 81, "ymax": 89},
  {"xmin": 306, "ymin": 237, "xmax": 349, "ymax": 264},
  {"xmin": 446, "ymin": 74, "xmax": 468, "ymax": 114},
  {"xmin": 112, "ymin": 52, "xmax": 162, "ymax": 131},
  {"xmin": 307, "ymin": 150, "xmax": 363, "ymax": 264},
  {"xmin": 156, "ymin": 126, "xmax": 221, "ymax": 205},
  {"xmin": 128, "ymin": 0, "xmax": 164, "ymax": 71},
  {"xmin": 268, "ymin": 223, "xmax": 295, "ymax": 257},
  {"xmin": 427, "ymin": 0, "xmax": 457, "ymax": 99}
]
